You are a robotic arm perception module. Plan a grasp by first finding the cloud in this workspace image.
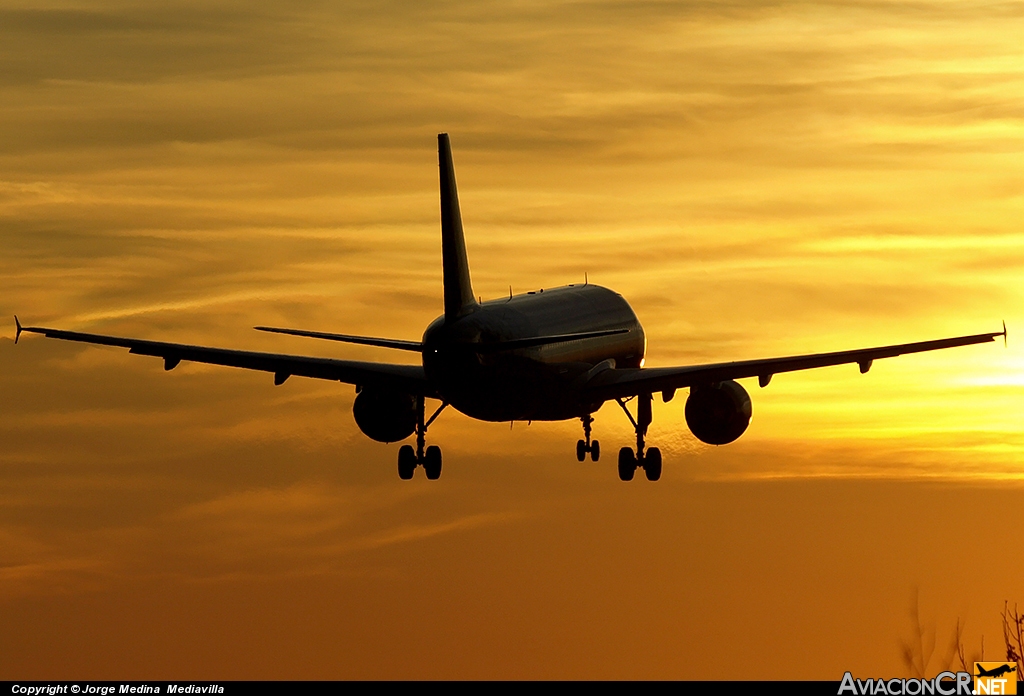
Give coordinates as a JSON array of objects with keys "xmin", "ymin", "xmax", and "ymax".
[{"xmin": 1, "ymin": 0, "xmax": 1023, "ymax": 677}]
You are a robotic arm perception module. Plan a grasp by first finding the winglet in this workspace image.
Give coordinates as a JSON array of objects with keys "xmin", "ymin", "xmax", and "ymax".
[
  {"xmin": 1003, "ymin": 320, "xmax": 1008, "ymax": 348},
  {"xmin": 14, "ymin": 315, "xmax": 22, "ymax": 344}
]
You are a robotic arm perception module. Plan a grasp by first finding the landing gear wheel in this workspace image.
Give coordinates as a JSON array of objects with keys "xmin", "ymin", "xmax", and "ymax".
[
  {"xmin": 590, "ymin": 440, "xmax": 600, "ymax": 462},
  {"xmin": 576, "ymin": 439, "xmax": 587, "ymax": 462},
  {"xmin": 398, "ymin": 445, "xmax": 416, "ymax": 480},
  {"xmin": 424, "ymin": 445, "xmax": 442, "ymax": 480},
  {"xmin": 613, "ymin": 392, "xmax": 659, "ymax": 482},
  {"xmin": 644, "ymin": 447, "xmax": 662, "ymax": 481},
  {"xmin": 618, "ymin": 447, "xmax": 636, "ymax": 481}
]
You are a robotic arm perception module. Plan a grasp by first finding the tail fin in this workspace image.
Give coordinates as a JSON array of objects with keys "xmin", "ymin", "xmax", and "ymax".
[{"xmin": 438, "ymin": 133, "xmax": 478, "ymax": 321}]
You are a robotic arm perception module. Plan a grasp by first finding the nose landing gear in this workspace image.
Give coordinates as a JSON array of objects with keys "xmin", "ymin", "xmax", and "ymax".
[
  {"xmin": 398, "ymin": 398, "xmax": 447, "ymax": 480},
  {"xmin": 576, "ymin": 413, "xmax": 601, "ymax": 462}
]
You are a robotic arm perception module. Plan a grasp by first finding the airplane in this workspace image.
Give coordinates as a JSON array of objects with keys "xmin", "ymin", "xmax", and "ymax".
[
  {"xmin": 976, "ymin": 664, "xmax": 1017, "ymax": 678},
  {"xmin": 14, "ymin": 133, "xmax": 1007, "ymax": 481}
]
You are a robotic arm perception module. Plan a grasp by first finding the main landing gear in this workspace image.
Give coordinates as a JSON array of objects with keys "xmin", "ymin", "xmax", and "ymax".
[
  {"xmin": 576, "ymin": 413, "xmax": 600, "ymax": 462},
  {"xmin": 573, "ymin": 396, "xmax": 661, "ymax": 481},
  {"xmin": 398, "ymin": 399, "xmax": 447, "ymax": 480},
  {"xmin": 614, "ymin": 393, "xmax": 661, "ymax": 482}
]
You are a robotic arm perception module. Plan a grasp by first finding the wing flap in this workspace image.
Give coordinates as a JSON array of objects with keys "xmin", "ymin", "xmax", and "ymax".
[
  {"xmin": 584, "ymin": 329, "xmax": 1004, "ymax": 400},
  {"xmin": 20, "ymin": 325, "xmax": 433, "ymax": 396}
]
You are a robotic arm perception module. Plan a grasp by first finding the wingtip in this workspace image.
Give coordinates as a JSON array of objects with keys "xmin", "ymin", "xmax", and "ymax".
[{"xmin": 14, "ymin": 315, "xmax": 22, "ymax": 344}]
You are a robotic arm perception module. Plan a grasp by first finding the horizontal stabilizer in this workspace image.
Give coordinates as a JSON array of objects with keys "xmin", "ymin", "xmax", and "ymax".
[
  {"xmin": 254, "ymin": 325, "xmax": 627, "ymax": 353},
  {"xmin": 473, "ymin": 328, "xmax": 629, "ymax": 353},
  {"xmin": 254, "ymin": 325, "xmax": 423, "ymax": 352}
]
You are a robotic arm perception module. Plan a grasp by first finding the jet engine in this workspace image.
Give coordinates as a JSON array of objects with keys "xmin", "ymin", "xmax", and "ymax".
[
  {"xmin": 684, "ymin": 380, "xmax": 752, "ymax": 445},
  {"xmin": 352, "ymin": 388, "xmax": 417, "ymax": 443}
]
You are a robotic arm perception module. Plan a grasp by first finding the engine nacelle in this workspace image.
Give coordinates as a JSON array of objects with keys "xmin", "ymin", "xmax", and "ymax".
[
  {"xmin": 684, "ymin": 380, "xmax": 752, "ymax": 445},
  {"xmin": 352, "ymin": 388, "xmax": 417, "ymax": 443}
]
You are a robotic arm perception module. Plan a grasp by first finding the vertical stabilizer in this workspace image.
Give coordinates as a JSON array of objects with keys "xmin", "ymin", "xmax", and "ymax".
[{"xmin": 438, "ymin": 133, "xmax": 478, "ymax": 321}]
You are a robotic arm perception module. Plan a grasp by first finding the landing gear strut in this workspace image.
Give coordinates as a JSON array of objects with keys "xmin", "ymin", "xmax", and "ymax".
[
  {"xmin": 576, "ymin": 413, "xmax": 600, "ymax": 462},
  {"xmin": 398, "ymin": 398, "xmax": 447, "ymax": 480},
  {"xmin": 615, "ymin": 393, "xmax": 661, "ymax": 482}
]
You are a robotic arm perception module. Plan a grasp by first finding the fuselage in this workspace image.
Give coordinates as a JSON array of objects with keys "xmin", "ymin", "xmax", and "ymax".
[{"xmin": 422, "ymin": 284, "xmax": 645, "ymax": 421}]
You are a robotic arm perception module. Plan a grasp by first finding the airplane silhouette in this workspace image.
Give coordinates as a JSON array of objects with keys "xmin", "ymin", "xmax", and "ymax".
[
  {"xmin": 977, "ymin": 664, "xmax": 1017, "ymax": 678},
  {"xmin": 15, "ymin": 134, "xmax": 1007, "ymax": 481}
]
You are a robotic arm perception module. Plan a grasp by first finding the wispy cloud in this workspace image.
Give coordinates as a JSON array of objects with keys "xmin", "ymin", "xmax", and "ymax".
[{"xmin": 0, "ymin": 0, "xmax": 1022, "ymax": 678}]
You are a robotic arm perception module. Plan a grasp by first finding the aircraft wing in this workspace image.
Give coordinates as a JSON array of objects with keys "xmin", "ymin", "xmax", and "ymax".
[
  {"xmin": 16, "ymin": 322, "xmax": 434, "ymax": 396},
  {"xmin": 583, "ymin": 328, "xmax": 1005, "ymax": 401}
]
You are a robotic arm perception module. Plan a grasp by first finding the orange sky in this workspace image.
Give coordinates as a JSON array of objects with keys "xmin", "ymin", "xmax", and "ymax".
[{"xmin": 1, "ymin": 0, "xmax": 1022, "ymax": 679}]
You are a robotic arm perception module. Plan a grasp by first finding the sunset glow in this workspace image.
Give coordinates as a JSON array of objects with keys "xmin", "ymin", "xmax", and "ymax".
[{"xmin": 1, "ymin": 0, "xmax": 1022, "ymax": 679}]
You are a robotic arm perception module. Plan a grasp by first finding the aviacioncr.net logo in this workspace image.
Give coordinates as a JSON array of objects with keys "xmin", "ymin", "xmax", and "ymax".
[
  {"xmin": 838, "ymin": 671, "xmax": 973, "ymax": 695},
  {"xmin": 974, "ymin": 662, "xmax": 1018, "ymax": 695}
]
